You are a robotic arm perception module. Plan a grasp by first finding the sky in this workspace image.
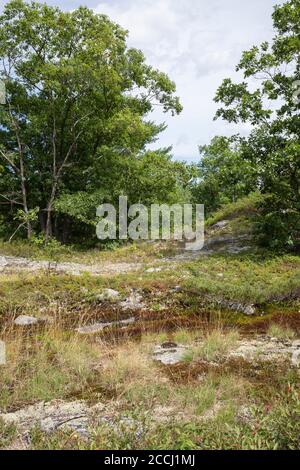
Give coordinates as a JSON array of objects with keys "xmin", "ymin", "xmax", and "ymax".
[{"xmin": 0, "ymin": 0, "xmax": 282, "ymax": 162}]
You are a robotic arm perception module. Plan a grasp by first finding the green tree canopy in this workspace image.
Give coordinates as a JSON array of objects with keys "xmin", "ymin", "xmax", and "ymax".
[
  {"xmin": 0, "ymin": 0, "xmax": 182, "ymax": 242},
  {"xmin": 192, "ymin": 136, "xmax": 257, "ymax": 216},
  {"xmin": 214, "ymin": 0, "xmax": 300, "ymax": 248}
]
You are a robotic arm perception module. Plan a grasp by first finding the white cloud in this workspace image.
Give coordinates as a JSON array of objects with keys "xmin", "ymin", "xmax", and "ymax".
[
  {"xmin": 1, "ymin": 0, "xmax": 280, "ymax": 161},
  {"xmin": 94, "ymin": 0, "xmax": 282, "ymax": 161}
]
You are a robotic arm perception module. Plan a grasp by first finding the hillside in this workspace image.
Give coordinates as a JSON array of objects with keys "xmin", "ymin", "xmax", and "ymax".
[{"xmin": 0, "ymin": 198, "xmax": 299, "ymax": 450}]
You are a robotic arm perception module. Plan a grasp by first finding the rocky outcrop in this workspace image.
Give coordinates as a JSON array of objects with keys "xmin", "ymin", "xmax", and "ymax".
[
  {"xmin": 119, "ymin": 291, "xmax": 145, "ymax": 311},
  {"xmin": 153, "ymin": 342, "xmax": 187, "ymax": 365}
]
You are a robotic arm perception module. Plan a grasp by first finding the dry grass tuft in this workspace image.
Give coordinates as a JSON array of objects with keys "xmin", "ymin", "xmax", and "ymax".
[{"xmin": 183, "ymin": 329, "xmax": 239, "ymax": 363}]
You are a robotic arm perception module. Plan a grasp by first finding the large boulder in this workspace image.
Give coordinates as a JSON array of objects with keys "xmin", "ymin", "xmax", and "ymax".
[{"xmin": 14, "ymin": 315, "xmax": 39, "ymax": 326}]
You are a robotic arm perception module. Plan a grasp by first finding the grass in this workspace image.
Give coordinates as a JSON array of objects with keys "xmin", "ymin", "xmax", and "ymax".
[
  {"xmin": 172, "ymin": 329, "xmax": 202, "ymax": 344},
  {"xmin": 0, "ymin": 419, "xmax": 16, "ymax": 449},
  {"xmin": 267, "ymin": 323, "xmax": 296, "ymax": 340},
  {"xmin": 0, "ymin": 238, "xmax": 172, "ymax": 264},
  {"xmin": 206, "ymin": 192, "xmax": 262, "ymax": 228},
  {"xmin": 0, "ymin": 194, "xmax": 300, "ymax": 449},
  {"xmin": 183, "ymin": 330, "xmax": 239, "ymax": 362},
  {"xmin": 0, "ymin": 322, "xmax": 299, "ymax": 449},
  {"xmin": 28, "ymin": 382, "xmax": 300, "ymax": 450},
  {"xmin": 183, "ymin": 253, "xmax": 300, "ymax": 305},
  {"xmin": 0, "ymin": 328, "xmax": 103, "ymax": 409},
  {"xmin": 0, "ymin": 250, "xmax": 299, "ymax": 329}
]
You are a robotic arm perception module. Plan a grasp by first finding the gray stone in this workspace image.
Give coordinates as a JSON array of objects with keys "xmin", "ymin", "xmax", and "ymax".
[
  {"xmin": 291, "ymin": 350, "xmax": 300, "ymax": 368},
  {"xmin": 243, "ymin": 305, "xmax": 256, "ymax": 316},
  {"xmin": 119, "ymin": 291, "xmax": 145, "ymax": 311},
  {"xmin": 145, "ymin": 267, "xmax": 162, "ymax": 273},
  {"xmin": 211, "ymin": 220, "xmax": 229, "ymax": 230},
  {"xmin": 95, "ymin": 288, "xmax": 120, "ymax": 302},
  {"xmin": 0, "ymin": 400, "xmax": 143, "ymax": 444},
  {"xmin": 229, "ymin": 336, "xmax": 300, "ymax": 367},
  {"xmin": 161, "ymin": 341, "xmax": 178, "ymax": 349},
  {"xmin": 153, "ymin": 344, "xmax": 187, "ymax": 365},
  {"xmin": 0, "ymin": 254, "xmax": 141, "ymax": 277},
  {"xmin": 217, "ymin": 300, "xmax": 257, "ymax": 315},
  {"xmin": 14, "ymin": 315, "xmax": 39, "ymax": 326},
  {"xmin": 0, "ymin": 400, "xmax": 110, "ymax": 439}
]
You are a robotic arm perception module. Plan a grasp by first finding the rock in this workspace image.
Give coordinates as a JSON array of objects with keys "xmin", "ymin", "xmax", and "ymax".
[
  {"xmin": 172, "ymin": 285, "xmax": 181, "ymax": 292},
  {"xmin": 145, "ymin": 267, "xmax": 162, "ymax": 273},
  {"xmin": 229, "ymin": 336, "xmax": 300, "ymax": 367},
  {"xmin": 14, "ymin": 315, "xmax": 39, "ymax": 326},
  {"xmin": 0, "ymin": 255, "xmax": 141, "ymax": 277},
  {"xmin": 76, "ymin": 317, "xmax": 135, "ymax": 335},
  {"xmin": 161, "ymin": 341, "xmax": 178, "ymax": 349},
  {"xmin": 201, "ymin": 402, "xmax": 223, "ymax": 421},
  {"xmin": 200, "ymin": 234, "xmax": 252, "ymax": 256},
  {"xmin": 237, "ymin": 405, "xmax": 255, "ymax": 426},
  {"xmin": 0, "ymin": 400, "xmax": 142, "ymax": 444},
  {"xmin": 151, "ymin": 405, "xmax": 178, "ymax": 423},
  {"xmin": 95, "ymin": 288, "xmax": 120, "ymax": 302},
  {"xmin": 291, "ymin": 350, "xmax": 300, "ymax": 368},
  {"xmin": 0, "ymin": 400, "xmax": 90, "ymax": 437},
  {"xmin": 217, "ymin": 300, "xmax": 257, "ymax": 316},
  {"xmin": 243, "ymin": 305, "xmax": 256, "ymax": 316},
  {"xmin": 119, "ymin": 291, "xmax": 145, "ymax": 311},
  {"xmin": 0, "ymin": 400, "xmax": 118, "ymax": 440},
  {"xmin": 153, "ymin": 343, "xmax": 187, "ymax": 365},
  {"xmin": 292, "ymin": 340, "xmax": 300, "ymax": 348},
  {"xmin": 211, "ymin": 220, "xmax": 229, "ymax": 230},
  {"xmin": 227, "ymin": 245, "xmax": 252, "ymax": 254}
]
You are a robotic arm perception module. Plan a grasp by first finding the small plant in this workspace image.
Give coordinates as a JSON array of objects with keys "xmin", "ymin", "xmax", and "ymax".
[
  {"xmin": 184, "ymin": 330, "xmax": 239, "ymax": 363},
  {"xmin": 0, "ymin": 419, "xmax": 16, "ymax": 448},
  {"xmin": 173, "ymin": 329, "xmax": 201, "ymax": 345},
  {"xmin": 9, "ymin": 208, "xmax": 39, "ymax": 242},
  {"xmin": 0, "ymin": 329, "xmax": 101, "ymax": 409},
  {"xmin": 267, "ymin": 324, "xmax": 296, "ymax": 340}
]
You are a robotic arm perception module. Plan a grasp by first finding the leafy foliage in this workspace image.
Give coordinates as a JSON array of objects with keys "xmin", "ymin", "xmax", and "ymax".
[
  {"xmin": 0, "ymin": 0, "xmax": 183, "ymax": 242},
  {"xmin": 192, "ymin": 136, "xmax": 257, "ymax": 215},
  {"xmin": 213, "ymin": 0, "xmax": 300, "ymax": 249}
]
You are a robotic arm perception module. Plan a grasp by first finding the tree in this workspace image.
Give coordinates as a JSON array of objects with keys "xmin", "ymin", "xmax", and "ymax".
[
  {"xmin": 214, "ymin": 0, "xmax": 300, "ymax": 248},
  {"xmin": 192, "ymin": 136, "xmax": 257, "ymax": 215},
  {"xmin": 0, "ymin": 0, "xmax": 182, "ymax": 241},
  {"xmin": 53, "ymin": 148, "xmax": 193, "ymax": 243}
]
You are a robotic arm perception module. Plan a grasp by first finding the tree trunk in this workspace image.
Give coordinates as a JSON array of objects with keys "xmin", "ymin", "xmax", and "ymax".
[
  {"xmin": 45, "ymin": 179, "xmax": 58, "ymax": 240},
  {"xmin": 20, "ymin": 172, "xmax": 32, "ymax": 239},
  {"xmin": 39, "ymin": 210, "xmax": 46, "ymax": 234},
  {"xmin": 8, "ymin": 104, "xmax": 32, "ymax": 238}
]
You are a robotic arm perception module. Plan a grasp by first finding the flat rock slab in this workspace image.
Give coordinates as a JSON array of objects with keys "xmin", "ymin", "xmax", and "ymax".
[
  {"xmin": 229, "ymin": 336, "xmax": 300, "ymax": 366},
  {"xmin": 0, "ymin": 400, "xmax": 128, "ymax": 441},
  {"xmin": 0, "ymin": 255, "xmax": 141, "ymax": 276},
  {"xmin": 0, "ymin": 400, "xmax": 93, "ymax": 436},
  {"xmin": 153, "ymin": 343, "xmax": 187, "ymax": 365},
  {"xmin": 0, "ymin": 400, "xmax": 142, "ymax": 447},
  {"xmin": 153, "ymin": 336, "xmax": 300, "ymax": 368}
]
